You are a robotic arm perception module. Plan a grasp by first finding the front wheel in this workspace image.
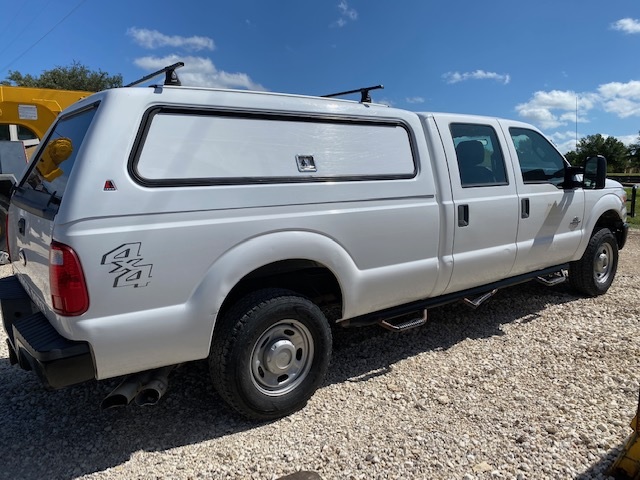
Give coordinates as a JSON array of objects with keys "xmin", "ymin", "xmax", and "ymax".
[
  {"xmin": 209, "ymin": 289, "xmax": 332, "ymax": 420},
  {"xmin": 569, "ymin": 228, "xmax": 619, "ymax": 296}
]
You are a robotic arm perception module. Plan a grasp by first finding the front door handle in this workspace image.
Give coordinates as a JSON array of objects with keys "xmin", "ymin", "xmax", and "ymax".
[
  {"xmin": 18, "ymin": 218, "xmax": 25, "ymax": 236},
  {"xmin": 458, "ymin": 204, "xmax": 469, "ymax": 227}
]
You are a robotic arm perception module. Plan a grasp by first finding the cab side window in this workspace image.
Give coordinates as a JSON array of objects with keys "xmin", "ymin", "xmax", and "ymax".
[
  {"xmin": 451, "ymin": 123, "xmax": 508, "ymax": 187},
  {"xmin": 509, "ymin": 128, "xmax": 566, "ymax": 186}
]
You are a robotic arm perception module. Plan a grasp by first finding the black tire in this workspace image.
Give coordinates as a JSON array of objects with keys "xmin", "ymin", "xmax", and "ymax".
[
  {"xmin": 569, "ymin": 228, "xmax": 618, "ymax": 296},
  {"xmin": 209, "ymin": 289, "xmax": 332, "ymax": 420}
]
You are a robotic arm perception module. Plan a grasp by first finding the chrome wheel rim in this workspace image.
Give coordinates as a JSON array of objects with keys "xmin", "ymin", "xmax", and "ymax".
[
  {"xmin": 594, "ymin": 242, "xmax": 614, "ymax": 284},
  {"xmin": 250, "ymin": 320, "xmax": 314, "ymax": 396}
]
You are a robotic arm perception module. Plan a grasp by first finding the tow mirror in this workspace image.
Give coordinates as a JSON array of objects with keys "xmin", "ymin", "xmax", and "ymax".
[{"xmin": 583, "ymin": 155, "xmax": 607, "ymax": 190}]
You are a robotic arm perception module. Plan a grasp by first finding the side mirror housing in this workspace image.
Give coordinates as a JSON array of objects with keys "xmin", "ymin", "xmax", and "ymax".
[{"xmin": 583, "ymin": 155, "xmax": 607, "ymax": 190}]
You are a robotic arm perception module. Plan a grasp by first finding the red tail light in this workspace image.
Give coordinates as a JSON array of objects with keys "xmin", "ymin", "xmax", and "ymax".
[{"xmin": 49, "ymin": 241, "xmax": 89, "ymax": 316}]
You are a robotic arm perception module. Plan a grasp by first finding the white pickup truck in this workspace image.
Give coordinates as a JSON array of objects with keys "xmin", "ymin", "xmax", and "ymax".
[{"xmin": 0, "ymin": 83, "xmax": 628, "ymax": 419}]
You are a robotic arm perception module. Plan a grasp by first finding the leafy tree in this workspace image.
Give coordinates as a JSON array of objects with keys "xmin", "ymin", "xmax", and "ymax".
[
  {"xmin": 564, "ymin": 133, "xmax": 629, "ymax": 173},
  {"xmin": 564, "ymin": 150, "xmax": 580, "ymax": 166},
  {"xmin": 1, "ymin": 61, "xmax": 122, "ymax": 91},
  {"xmin": 628, "ymin": 131, "xmax": 640, "ymax": 172}
]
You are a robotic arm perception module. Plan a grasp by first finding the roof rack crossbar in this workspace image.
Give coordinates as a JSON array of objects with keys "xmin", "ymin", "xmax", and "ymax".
[
  {"xmin": 125, "ymin": 62, "xmax": 185, "ymax": 88},
  {"xmin": 322, "ymin": 84, "xmax": 384, "ymax": 103}
]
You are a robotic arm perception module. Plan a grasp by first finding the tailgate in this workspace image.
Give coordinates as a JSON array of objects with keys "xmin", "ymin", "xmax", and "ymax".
[{"xmin": 9, "ymin": 104, "xmax": 98, "ymax": 311}]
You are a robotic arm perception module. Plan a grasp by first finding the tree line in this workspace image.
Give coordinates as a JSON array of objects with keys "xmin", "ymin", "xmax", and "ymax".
[
  {"xmin": 565, "ymin": 134, "xmax": 640, "ymax": 173},
  {"xmin": 1, "ymin": 61, "xmax": 122, "ymax": 91}
]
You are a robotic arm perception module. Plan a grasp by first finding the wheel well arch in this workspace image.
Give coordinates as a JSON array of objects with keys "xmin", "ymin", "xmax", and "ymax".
[
  {"xmin": 217, "ymin": 259, "xmax": 344, "ymax": 325},
  {"xmin": 594, "ymin": 209, "xmax": 626, "ymax": 248}
]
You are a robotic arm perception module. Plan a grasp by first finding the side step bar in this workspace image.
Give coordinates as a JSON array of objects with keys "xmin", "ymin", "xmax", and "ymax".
[
  {"xmin": 536, "ymin": 270, "xmax": 567, "ymax": 287},
  {"xmin": 379, "ymin": 309, "xmax": 428, "ymax": 332},
  {"xmin": 342, "ymin": 264, "xmax": 569, "ymax": 329},
  {"xmin": 463, "ymin": 289, "xmax": 497, "ymax": 309}
]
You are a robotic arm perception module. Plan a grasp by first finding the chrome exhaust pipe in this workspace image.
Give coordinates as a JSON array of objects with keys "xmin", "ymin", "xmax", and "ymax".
[
  {"xmin": 134, "ymin": 365, "xmax": 175, "ymax": 406},
  {"xmin": 101, "ymin": 371, "xmax": 153, "ymax": 410}
]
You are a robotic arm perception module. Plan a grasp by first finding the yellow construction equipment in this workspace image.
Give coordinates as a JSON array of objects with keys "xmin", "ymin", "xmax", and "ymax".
[
  {"xmin": 609, "ymin": 392, "xmax": 640, "ymax": 479},
  {"xmin": 0, "ymin": 85, "xmax": 91, "ymax": 142}
]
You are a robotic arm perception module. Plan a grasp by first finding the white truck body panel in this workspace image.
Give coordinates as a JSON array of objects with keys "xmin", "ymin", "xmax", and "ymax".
[{"xmin": 3, "ymin": 85, "xmax": 628, "ymax": 385}]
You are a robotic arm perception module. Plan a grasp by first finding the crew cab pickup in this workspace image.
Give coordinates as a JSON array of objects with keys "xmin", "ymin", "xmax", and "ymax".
[{"xmin": 0, "ymin": 84, "xmax": 628, "ymax": 419}]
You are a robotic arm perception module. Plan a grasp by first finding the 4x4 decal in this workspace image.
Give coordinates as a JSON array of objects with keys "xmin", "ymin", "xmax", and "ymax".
[{"xmin": 101, "ymin": 243, "xmax": 153, "ymax": 288}]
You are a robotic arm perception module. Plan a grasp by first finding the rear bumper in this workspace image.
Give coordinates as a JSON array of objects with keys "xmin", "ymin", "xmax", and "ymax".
[{"xmin": 0, "ymin": 276, "xmax": 95, "ymax": 389}]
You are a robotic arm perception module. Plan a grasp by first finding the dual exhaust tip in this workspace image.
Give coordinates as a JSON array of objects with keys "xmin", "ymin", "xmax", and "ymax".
[{"xmin": 101, "ymin": 365, "xmax": 175, "ymax": 410}]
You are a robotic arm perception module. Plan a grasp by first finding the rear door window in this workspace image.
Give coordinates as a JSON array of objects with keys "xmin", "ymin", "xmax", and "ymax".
[
  {"xmin": 450, "ymin": 123, "xmax": 508, "ymax": 187},
  {"xmin": 14, "ymin": 105, "xmax": 97, "ymax": 218}
]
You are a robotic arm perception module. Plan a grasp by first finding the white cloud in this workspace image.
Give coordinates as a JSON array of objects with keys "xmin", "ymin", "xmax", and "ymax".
[
  {"xmin": 517, "ymin": 82, "xmax": 640, "ymax": 151},
  {"xmin": 601, "ymin": 97, "xmax": 640, "ymax": 118},
  {"xmin": 616, "ymin": 134, "xmax": 639, "ymax": 146},
  {"xmin": 598, "ymin": 80, "xmax": 640, "ymax": 117},
  {"xmin": 133, "ymin": 55, "xmax": 265, "ymax": 91},
  {"xmin": 332, "ymin": 1, "xmax": 358, "ymax": 27},
  {"xmin": 598, "ymin": 80, "xmax": 640, "ymax": 99},
  {"xmin": 406, "ymin": 96, "xmax": 425, "ymax": 104},
  {"xmin": 548, "ymin": 131, "xmax": 580, "ymax": 153},
  {"xmin": 128, "ymin": 27, "xmax": 263, "ymax": 91},
  {"xmin": 127, "ymin": 27, "xmax": 214, "ymax": 51},
  {"xmin": 611, "ymin": 18, "xmax": 640, "ymax": 34},
  {"xmin": 515, "ymin": 90, "xmax": 596, "ymax": 129},
  {"xmin": 516, "ymin": 106, "xmax": 565, "ymax": 129},
  {"xmin": 443, "ymin": 70, "xmax": 511, "ymax": 85}
]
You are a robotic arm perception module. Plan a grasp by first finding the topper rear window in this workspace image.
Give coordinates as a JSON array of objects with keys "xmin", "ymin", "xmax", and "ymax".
[{"xmin": 13, "ymin": 104, "xmax": 98, "ymax": 219}]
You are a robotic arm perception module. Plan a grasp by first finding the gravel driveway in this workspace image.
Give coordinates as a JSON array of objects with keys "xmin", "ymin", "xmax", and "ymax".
[{"xmin": 1, "ymin": 232, "xmax": 639, "ymax": 480}]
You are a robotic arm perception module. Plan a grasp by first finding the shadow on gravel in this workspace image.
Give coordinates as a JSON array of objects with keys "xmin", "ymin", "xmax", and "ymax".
[
  {"xmin": 327, "ymin": 281, "xmax": 578, "ymax": 385},
  {"xmin": 574, "ymin": 443, "xmax": 624, "ymax": 479},
  {"xmin": 0, "ymin": 281, "xmax": 580, "ymax": 480}
]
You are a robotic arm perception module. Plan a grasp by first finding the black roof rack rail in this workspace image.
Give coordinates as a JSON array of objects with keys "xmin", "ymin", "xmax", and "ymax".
[
  {"xmin": 125, "ymin": 62, "xmax": 185, "ymax": 88},
  {"xmin": 322, "ymin": 84, "xmax": 384, "ymax": 103}
]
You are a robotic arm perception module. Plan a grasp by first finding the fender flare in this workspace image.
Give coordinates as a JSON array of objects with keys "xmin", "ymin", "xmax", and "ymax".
[
  {"xmin": 572, "ymin": 192, "xmax": 625, "ymax": 261},
  {"xmin": 189, "ymin": 230, "xmax": 362, "ymax": 337}
]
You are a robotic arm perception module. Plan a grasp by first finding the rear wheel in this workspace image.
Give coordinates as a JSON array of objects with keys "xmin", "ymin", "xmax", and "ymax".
[
  {"xmin": 210, "ymin": 289, "xmax": 332, "ymax": 420},
  {"xmin": 569, "ymin": 228, "xmax": 618, "ymax": 296}
]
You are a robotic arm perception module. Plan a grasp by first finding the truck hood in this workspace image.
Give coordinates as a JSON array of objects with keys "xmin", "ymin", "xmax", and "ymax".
[{"xmin": 605, "ymin": 178, "xmax": 624, "ymax": 189}]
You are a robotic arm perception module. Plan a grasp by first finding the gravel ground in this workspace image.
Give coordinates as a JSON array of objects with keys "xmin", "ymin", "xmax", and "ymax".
[{"xmin": 1, "ymin": 232, "xmax": 639, "ymax": 480}]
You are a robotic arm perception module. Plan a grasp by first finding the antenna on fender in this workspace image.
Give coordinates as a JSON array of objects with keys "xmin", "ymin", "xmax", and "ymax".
[
  {"xmin": 322, "ymin": 85, "xmax": 384, "ymax": 103},
  {"xmin": 125, "ymin": 62, "xmax": 185, "ymax": 87}
]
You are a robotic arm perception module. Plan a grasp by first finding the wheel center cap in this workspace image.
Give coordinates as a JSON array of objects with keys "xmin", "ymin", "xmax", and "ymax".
[
  {"xmin": 265, "ymin": 340, "xmax": 296, "ymax": 373},
  {"xmin": 596, "ymin": 253, "xmax": 608, "ymax": 272}
]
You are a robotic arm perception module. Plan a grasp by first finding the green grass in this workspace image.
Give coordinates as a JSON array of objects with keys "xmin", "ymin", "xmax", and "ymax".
[{"xmin": 624, "ymin": 187, "xmax": 640, "ymax": 229}]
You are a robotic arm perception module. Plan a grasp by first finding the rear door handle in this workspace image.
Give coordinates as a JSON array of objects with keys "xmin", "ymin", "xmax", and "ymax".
[
  {"xmin": 458, "ymin": 204, "xmax": 469, "ymax": 227},
  {"xmin": 18, "ymin": 218, "xmax": 25, "ymax": 236},
  {"xmin": 521, "ymin": 198, "xmax": 530, "ymax": 219}
]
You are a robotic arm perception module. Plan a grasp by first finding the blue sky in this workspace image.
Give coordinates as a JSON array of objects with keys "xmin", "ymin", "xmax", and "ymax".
[{"xmin": 0, "ymin": 0, "xmax": 639, "ymax": 153}]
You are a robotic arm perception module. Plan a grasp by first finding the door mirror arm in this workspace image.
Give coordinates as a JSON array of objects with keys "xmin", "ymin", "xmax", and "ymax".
[{"xmin": 563, "ymin": 165, "xmax": 583, "ymax": 190}]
